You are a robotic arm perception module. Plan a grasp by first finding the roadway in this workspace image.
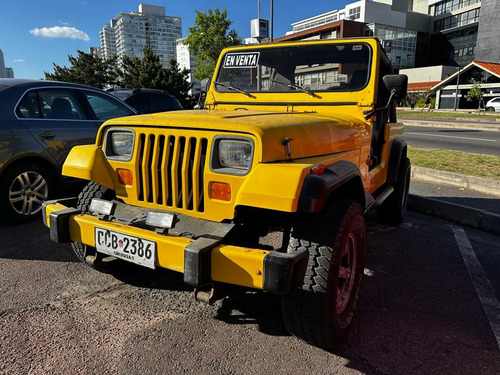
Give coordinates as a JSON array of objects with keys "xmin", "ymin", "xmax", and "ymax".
[
  {"xmin": 403, "ymin": 124, "xmax": 500, "ymax": 156},
  {"xmin": 1, "ymin": 214, "xmax": 499, "ymax": 375}
]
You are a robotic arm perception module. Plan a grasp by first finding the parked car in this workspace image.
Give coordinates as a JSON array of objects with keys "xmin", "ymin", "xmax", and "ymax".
[
  {"xmin": 109, "ymin": 88, "xmax": 183, "ymax": 114},
  {"xmin": 0, "ymin": 78, "xmax": 136, "ymax": 223},
  {"xmin": 485, "ymin": 97, "xmax": 500, "ymax": 112}
]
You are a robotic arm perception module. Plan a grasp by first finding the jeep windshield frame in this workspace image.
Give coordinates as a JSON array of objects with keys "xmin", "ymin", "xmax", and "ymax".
[{"xmin": 214, "ymin": 42, "xmax": 373, "ymax": 95}]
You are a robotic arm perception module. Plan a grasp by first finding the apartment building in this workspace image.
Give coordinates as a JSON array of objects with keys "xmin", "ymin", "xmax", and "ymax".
[
  {"xmin": 176, "ymin": 37, "xmax": 200, "ymax": 96},
  {"xmin": 99, "ymin": 4, "xmax": 182, "ymax": 68}
]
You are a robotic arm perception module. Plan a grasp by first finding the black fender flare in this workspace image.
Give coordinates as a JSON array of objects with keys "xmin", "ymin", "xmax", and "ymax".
[
  {"xmin": 297, "ymin": 160, "xmax": 365, "ymax": 213},
  {"xmin": 386, "ymin": 138, "xmax": 408, "ymax": 184}
]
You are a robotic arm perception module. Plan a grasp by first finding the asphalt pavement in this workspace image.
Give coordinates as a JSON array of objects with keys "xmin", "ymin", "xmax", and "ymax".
[{"xmin": 400, "ymin": 112, "xmax": 500, "ymax": 236}]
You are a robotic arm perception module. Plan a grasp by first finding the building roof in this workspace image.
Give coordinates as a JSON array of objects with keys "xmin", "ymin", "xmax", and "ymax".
[
  {"xmin": 407, "ymin": 81, "xmax": 441, "ymax": 92},
  {"xmin": 474, "ymin": 61, "xmax": 500, "ymax": 77},
  {"xmin": 431, "ymin": 61, "xmax": 500, "ymax": 91},
  {"xmin": 274, "ymin": 20, "xmax": 365, "ymax": 42}
]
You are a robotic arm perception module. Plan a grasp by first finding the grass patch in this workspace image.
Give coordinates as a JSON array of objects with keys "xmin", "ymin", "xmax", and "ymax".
[
  {"xmin": 398, "ymin": 110, "xmax": 500, "ymax": 120},
  {"xmin": 408, "ymin": 146, "xmax": 500, "ymax": 180}
]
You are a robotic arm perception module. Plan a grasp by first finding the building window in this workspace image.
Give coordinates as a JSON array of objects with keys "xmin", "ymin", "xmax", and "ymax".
[
  {"xmin": 348, "ymin": 6, "xmax": 361, "ymax": 20},
  {"xmin": 434, "ymin": 8, "xmax": 480, "ymax": 32},
  {"xmin": 434, "ymin": 0, "xmax": 480, "ymax": 17}
]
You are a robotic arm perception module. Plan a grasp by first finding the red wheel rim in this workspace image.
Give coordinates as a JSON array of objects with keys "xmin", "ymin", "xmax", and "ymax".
[{"xmin": 336, "ymin": 232, "xmax": 357, "ymax": 314}]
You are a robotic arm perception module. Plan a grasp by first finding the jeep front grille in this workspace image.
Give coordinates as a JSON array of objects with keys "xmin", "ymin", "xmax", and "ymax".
[{"xmin": 136, "ymin": 132, "xmax": 208, "ymax": 213}]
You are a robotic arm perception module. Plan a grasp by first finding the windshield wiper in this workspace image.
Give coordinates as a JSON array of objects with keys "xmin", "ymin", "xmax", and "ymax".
[
  {"xmin": 270, "ymin": 79, "xmax": 319, "ymax": 98},
  {"xmin": 213, "ymin": 81, "xmax": 254, "ymax": 98}
]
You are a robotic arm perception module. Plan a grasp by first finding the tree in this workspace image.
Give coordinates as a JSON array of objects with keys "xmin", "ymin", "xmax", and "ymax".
[
  {"xmin": 185, "ymin": 8, "xmax": 239, "ymax": 80},
  {"xmin": 118, "ymin": 46, "xmax": 194, "ymax": 108},
  {"xmin": 164, "ymin": 58, "xmax": 195, "ymax": 108},
  {"xmin": 119, "ymin": 46, "xmax": 166, "ymax": 89},
  {"xmin": 465, "ymin": 78, "xmax": 483, "ymax": 113},
  {"xmin": 45, "ymin": 51, "xmax": 118, "ymax": 89}
]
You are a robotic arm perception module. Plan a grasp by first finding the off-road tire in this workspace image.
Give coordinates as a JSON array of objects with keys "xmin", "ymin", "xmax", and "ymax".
[
  {"xmin": 71, "ymin": 181, "xmax": 115, "ymax": 271},
  {"xmin": 281, "ymin": 199, "xmax": 366, "ymax": 349},
  {"xmin": 378, "ymin": 157, "xmax": 411, "ymax": 225},
  {"xmin": 0, "ymin": 163, "xmax": 53, "ymax": 224}
]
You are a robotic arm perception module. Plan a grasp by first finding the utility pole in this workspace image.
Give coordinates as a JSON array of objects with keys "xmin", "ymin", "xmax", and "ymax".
[{"xmin": 270, "ymin": 0, "xmax": 274, "ymax": 42}]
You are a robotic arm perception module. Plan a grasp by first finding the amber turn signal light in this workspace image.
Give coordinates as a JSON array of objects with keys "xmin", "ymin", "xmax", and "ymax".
[
  {"xmin": 117, "ymin": 169, "xmax": 133, "ymax": 185},
  {"xmin": 209, "ymin": 182, "xmax": 231, "ymax": 201}
]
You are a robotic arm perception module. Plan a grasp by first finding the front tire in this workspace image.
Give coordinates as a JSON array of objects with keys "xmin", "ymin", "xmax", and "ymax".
[
  {"xmin": 0, "ymin": 163, "xmax": 53, "ymax": 223},
  {"xmin": 282, "ymin": 199, "xmax": 366, "ymax": 348},
  {"xmin": 72, "ymin": 182, "xmax": 116, "ymax": 271}
]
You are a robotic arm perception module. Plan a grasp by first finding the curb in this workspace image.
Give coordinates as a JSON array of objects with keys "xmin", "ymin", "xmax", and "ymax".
[
  {"xmin": 408, "ymin": 194, "xmax": 500, "ymax": 236},
  {"xmin": 411, "ymin": 166, "xmax": 500, "ymax": 196},
  {"xmin": 400, "ymin": 119, "xmax": 500, "ymax": 131}
]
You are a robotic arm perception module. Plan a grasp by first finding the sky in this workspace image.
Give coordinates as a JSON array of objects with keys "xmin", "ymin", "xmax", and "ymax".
[{"xmin": 0, "ymin": 0, "xmax": 346, "ymax": 79}]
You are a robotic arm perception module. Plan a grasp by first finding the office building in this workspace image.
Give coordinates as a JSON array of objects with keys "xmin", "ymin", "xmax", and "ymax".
[
  {"xmin": 279, "ymin": 0, "xmax": 430, "ymax": 70},
  {"xmin": 279, "ymin": 0, "xmax": 498, "ymax": 70},
  {"xmin": 428, "ymin": 0, "xmax": 482, "ymax": 66},
  {"xmin": 99, "ymin": 4, "xmax": 182, "ymax": 68}
]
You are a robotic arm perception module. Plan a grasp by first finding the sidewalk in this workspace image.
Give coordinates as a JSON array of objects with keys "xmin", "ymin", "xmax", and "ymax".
[
  {"xmin": 395, "ymin": 110, "xmax": 500, "ymax": 235},
  {"xmin": 408, "ymin": 169, "xmax": 500, "ymax": 236}
]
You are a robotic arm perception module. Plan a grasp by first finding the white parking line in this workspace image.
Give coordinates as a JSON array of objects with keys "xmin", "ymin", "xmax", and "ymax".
[
  {"xmin": 405, "ymin": 132, "xmax": 497, "ymax": 142},
  {"xmin": 451, "ymin": 225, "xmax": 500, "ymax": 349}
]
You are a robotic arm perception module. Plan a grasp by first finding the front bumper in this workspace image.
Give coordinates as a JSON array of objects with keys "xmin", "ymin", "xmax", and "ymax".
[{"xmin": 42, "ymin": 199, "xmax": 308, "ymax": 294}]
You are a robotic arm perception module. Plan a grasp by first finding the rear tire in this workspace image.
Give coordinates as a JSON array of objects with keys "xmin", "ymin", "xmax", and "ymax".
[
  {"xmin": 282, "ymin": 199, "xmax": 366, "ymax": 348},
  {"xmin": 72, "ymin": 181, "xmax": 116, "ymax": 271},
  {"xmin": 0, "ymin": 163, "xmax": 53, "ymax": 224},
  {"xmin": 378, "ymin": 157, "xmax": 411, "ymax": 225}
]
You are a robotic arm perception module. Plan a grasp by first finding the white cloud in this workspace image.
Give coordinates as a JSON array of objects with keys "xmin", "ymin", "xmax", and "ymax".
[
  {"xmin": 29, "ymin": 26, "xmax": 89, "ymax": 42},
  {"xmin": 13, "ymin": 59, "xmax": 25, "ymax": 63}
]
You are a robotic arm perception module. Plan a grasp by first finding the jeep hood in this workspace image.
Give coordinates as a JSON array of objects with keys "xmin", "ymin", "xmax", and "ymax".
[{"xmin": 105, "ymin": 109, "xmax": 365, "ymax": 162}]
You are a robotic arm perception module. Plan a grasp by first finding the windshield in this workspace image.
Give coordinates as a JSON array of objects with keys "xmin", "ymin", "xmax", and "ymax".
[{"xmin": 215, "ymin": 42, "xmax": 372, "ymax": 94}]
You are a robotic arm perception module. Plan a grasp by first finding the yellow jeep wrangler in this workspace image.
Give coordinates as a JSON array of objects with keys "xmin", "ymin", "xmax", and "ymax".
[{"xmin": 43, "ymin": 38, "xmax": 410, "ymax": 348}]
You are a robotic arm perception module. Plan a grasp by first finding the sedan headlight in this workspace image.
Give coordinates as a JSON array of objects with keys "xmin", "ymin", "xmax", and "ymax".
[
  {"xmin": 105, "ymin": 129, "xmax": 134, "ymax": 160},
  {"xmin": 211, "ymin": 137, "xmax": 254, "ymax": 175}
]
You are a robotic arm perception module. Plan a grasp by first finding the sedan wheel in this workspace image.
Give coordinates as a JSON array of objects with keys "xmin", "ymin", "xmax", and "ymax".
[
  {"xmin": 1, "ymin": 164, "xmax": 53, "ymax": 223},
  {"xmin": 9, "ymin": 170, "xmax": 49, "ymax": 215}
]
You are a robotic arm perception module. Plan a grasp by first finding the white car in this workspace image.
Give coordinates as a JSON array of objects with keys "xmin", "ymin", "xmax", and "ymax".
[{"xmin": 485, "ymin": 97, "xmax": 500, "ymax": 112}]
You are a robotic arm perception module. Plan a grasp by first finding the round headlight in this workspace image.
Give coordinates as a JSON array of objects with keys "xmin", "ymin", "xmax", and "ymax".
[
  {"xmin": 218, "ymin": 140, "xmax": 253, "ymax": 170},
  {"xmin": 106, "ymin": 130, "xmax": 134, "ymax": 160}
]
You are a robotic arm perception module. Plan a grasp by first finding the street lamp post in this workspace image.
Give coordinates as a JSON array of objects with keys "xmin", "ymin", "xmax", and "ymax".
[{"xmin": 454, "ymin": 66, "xmax": 461, "ymax": 111}]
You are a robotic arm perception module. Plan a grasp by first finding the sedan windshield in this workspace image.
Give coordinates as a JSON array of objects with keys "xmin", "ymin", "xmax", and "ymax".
[{"xmin": 215, "ymin": 42, "xmax": 371, "ymax": 94}]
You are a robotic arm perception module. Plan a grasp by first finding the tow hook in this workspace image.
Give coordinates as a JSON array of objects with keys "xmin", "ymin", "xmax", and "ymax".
[{"xmin": 194, "ymin": 286, "xmax": 225, "ymax": 305}]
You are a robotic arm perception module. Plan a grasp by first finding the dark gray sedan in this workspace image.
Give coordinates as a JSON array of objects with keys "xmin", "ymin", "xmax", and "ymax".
[{"xmin": 0, "ymin": 79, "xmax": 136, "ymax": 223}]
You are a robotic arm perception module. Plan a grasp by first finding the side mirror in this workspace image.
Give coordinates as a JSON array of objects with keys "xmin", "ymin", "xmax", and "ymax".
[
  {"xmin": 200, "ymin": 78, "xmax": 211, "ymax": 94},
  {"xmin": 383, "ymin": 74, "xmax": 408, "ymax": 99},
  {"xmin": 196, "ymin": 78, "xmax": 211, "ymax": 110}
]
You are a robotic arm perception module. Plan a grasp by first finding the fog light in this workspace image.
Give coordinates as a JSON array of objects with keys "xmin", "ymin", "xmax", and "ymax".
[
  {"xmin": 90, "ymin": 199, "xmax": 115, "ymax": 216},
  {"xmin": 146, "ymin": 211, "xmax": 176, "ymax": 229}
]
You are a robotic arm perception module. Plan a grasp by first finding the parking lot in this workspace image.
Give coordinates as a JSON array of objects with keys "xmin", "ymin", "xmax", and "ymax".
[{"xmin": 1, "ymin": 211, "xmax": 499, "ymax": 375}]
